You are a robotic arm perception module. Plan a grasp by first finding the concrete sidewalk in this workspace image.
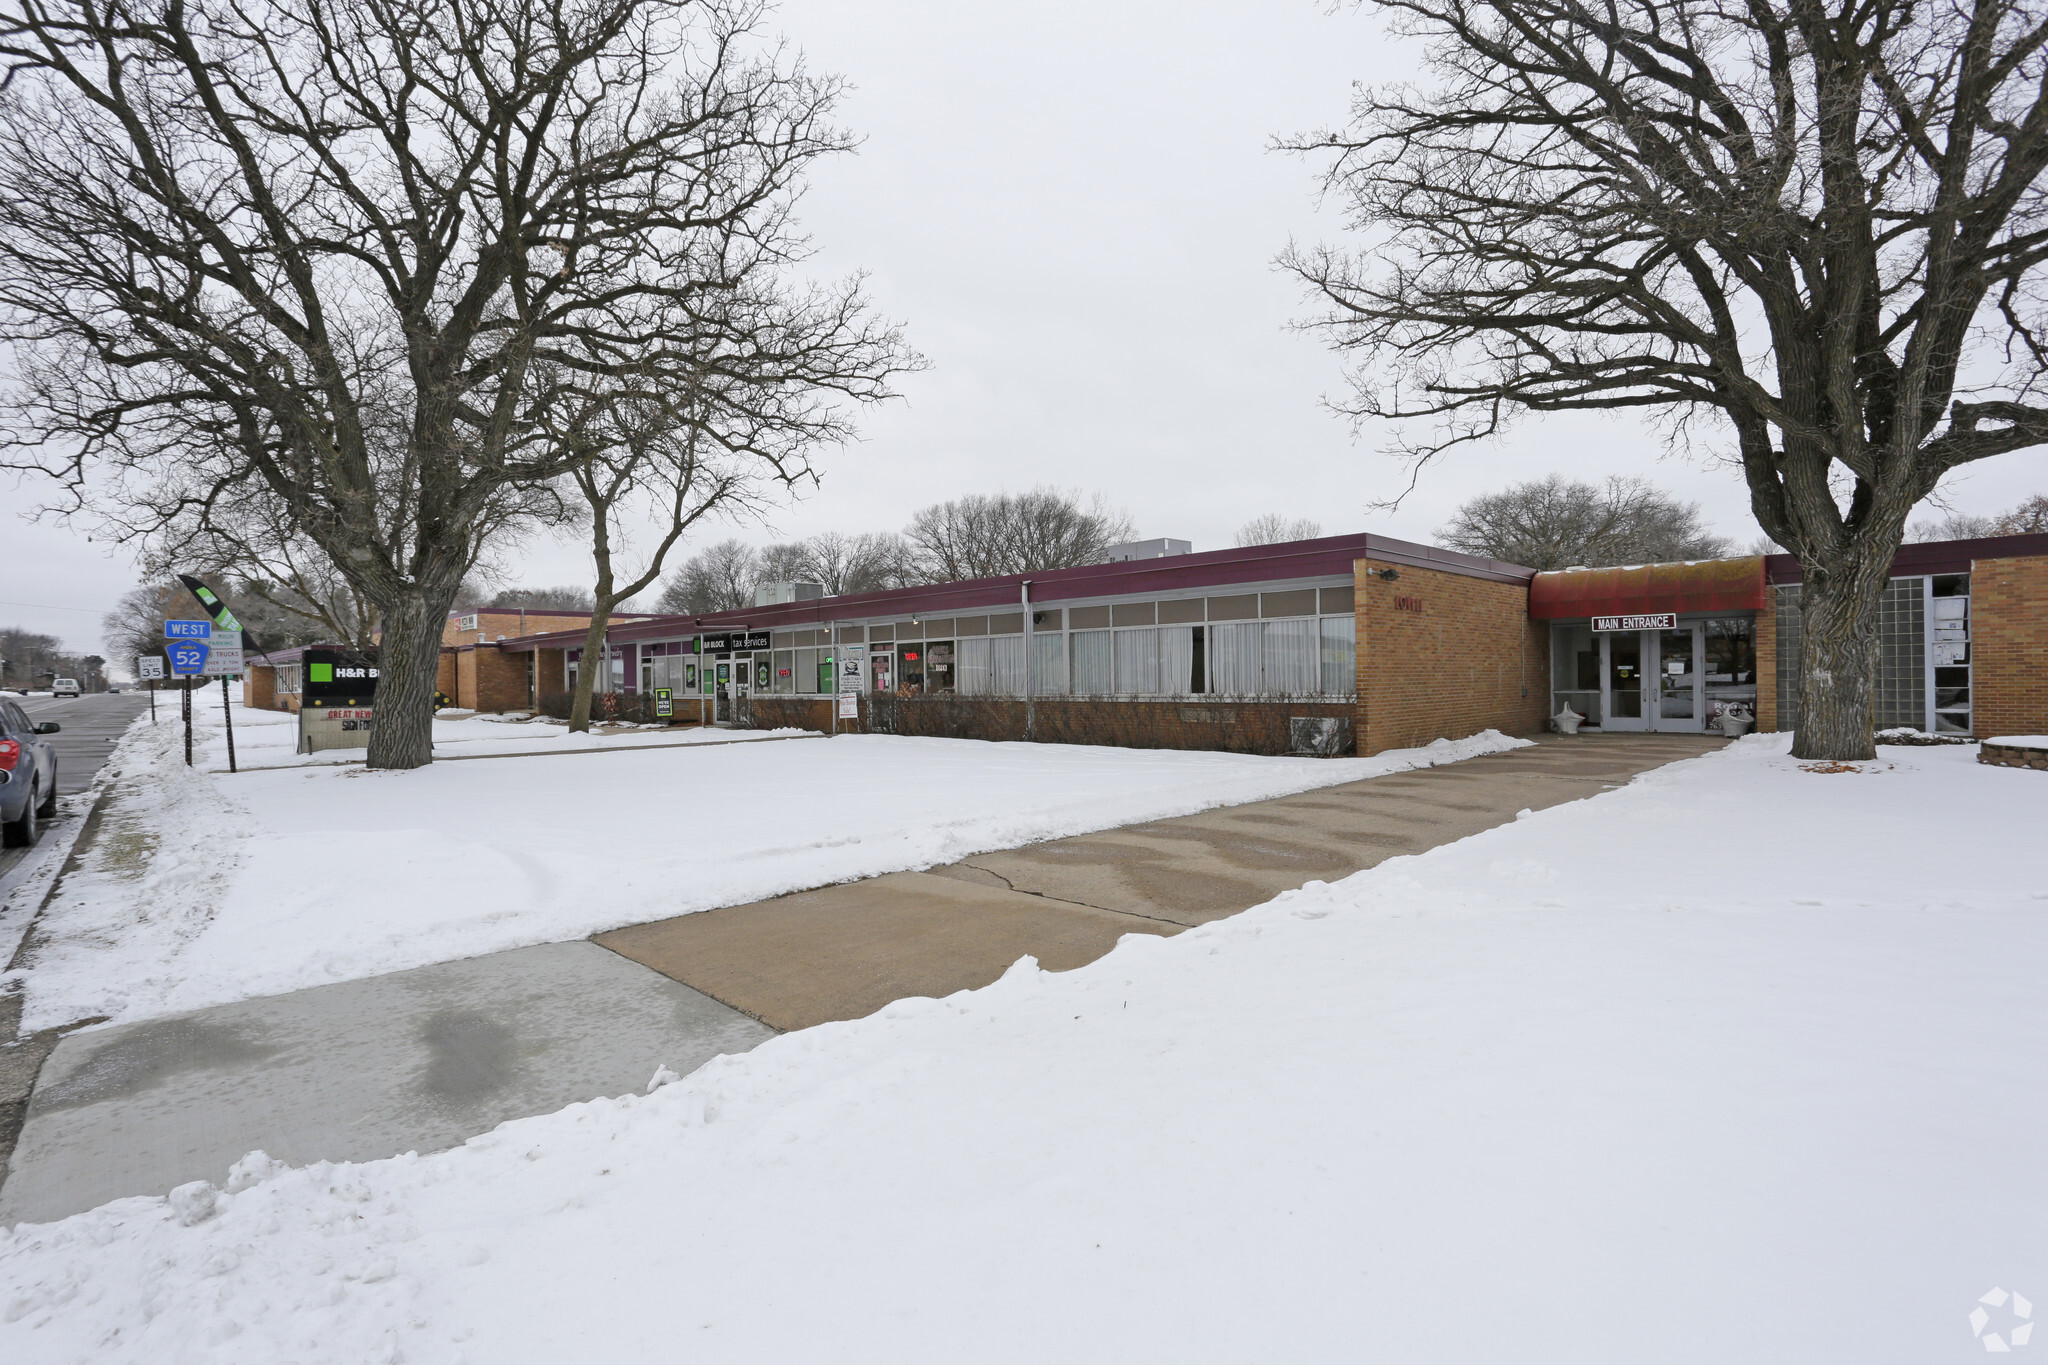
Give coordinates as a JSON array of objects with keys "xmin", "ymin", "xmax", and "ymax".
[
  {"xmin": 0, "ymin": 732, "xmax": 1720, "ymax": 1225},
  {"xmin": 597, "ymin": 733, "xmax": 1722, "ymax": 1029},
  {"xmin": 0, "ymin": 942, "xmax": 770, "ymax": 1226}
]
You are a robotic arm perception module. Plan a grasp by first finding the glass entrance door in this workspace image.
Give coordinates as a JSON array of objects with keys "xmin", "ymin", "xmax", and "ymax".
[
  {"xmin": 1598, "ymin": 627, "xmax": 1705, "ymax": 732},
  {"xmin": 1657, "ymin": 628, "xmax": 1700, "ymax": 728},
  {"xmin": 1603, "ymin": 633, "xmax": 1647, "ymax": 731}
]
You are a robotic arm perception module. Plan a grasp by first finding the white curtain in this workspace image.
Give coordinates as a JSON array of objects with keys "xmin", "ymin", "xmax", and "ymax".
[
  {"xmin": 958, "ymin": 637, "xmax": 992, "ymax": 695},
  {"xmin": 1114, "ymin": 627, "xmax": 1159, "ymax": 694},
  {"xmin": 1264, "ymin": 619, "xmax": 1319, "ymax": 696},
  {"xmin": 1319, "ymin": 617, "xmax": 1355, "ymax": 697},
  {"xmin": 990, "ymin": 635, "xmax": 1027, "ymax": 696},
  {"xmin": 796, "ymin": 648, "xmax": 818, "ymax": 692},
  {"xmin": 1033, "ymin": 633, "xmax": 1067, "ymax": 694},
  {"xmin": 1209, "ymin": 622, "xmax": 1264, "ymax": 695},
  {"xmin": 1071, "ymin": 630, "xmax": 1112, "ymax": 695},
  {"xmin": 1158, "ymin": 626, "xmax": 1195, "ymax": 696}
]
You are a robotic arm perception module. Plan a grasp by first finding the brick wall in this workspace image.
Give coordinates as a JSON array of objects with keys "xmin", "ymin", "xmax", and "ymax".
[
  {"xmin": 436, "ymin": 650, "xmax": 458, "ymax": 700},
  {"xmin": 1972, "ymin": 553, "xmax": 2048, "ymax": 740},
  {"xmin": 744, "ymin": 695, "xmax": 1359, "ymax": 755},
  {"xmin": 1354, "ymin": 559, "xmax": 1546, "ymax": 756},
  {"xmin": 244, "ymin": 665, "xmax": 276, "ymax": 711},
  {"xmin": 470, "ymin": 647, "xmax": 532, "ymax": 712}
]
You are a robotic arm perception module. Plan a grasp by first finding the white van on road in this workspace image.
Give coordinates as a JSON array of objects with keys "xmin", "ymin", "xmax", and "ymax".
[{"xmin": 50, "ymin": 678, "xmax": 80, "ymax": 698}]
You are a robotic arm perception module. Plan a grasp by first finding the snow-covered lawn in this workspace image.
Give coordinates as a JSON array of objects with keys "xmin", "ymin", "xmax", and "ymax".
[
  {"xmin": 195, "ymin": 692, "xmax": 802, "ymax": 771},
  {"xmin": 6, "ymin": 699, "xmax": 1524, "ymax": 1030},
  {"xmin": 3, "ymin": 738, "xmax": 2042, "ymax": 1362}
]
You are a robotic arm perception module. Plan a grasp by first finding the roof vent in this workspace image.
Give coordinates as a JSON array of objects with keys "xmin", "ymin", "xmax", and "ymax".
[{"xmin": 1102, "ymin": 538, "xmax": 1192, "ymax": 562}]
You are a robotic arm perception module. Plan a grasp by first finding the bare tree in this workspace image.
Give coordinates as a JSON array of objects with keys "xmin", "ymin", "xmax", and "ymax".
[
  {"xmin": 1234, "ymin": 514, "xmax": 1324, "ymax": 547},
  {"xmin": 1910, "ymin": 491, "xmax": 2048, "ymax": 538},
  {"xmin": 792, "ymin": 531, "xmax": 917, "ymax": 595},
  {"xmin": 658, "ymin": 539, "xmax": 762, "ymax": 614},
  {"xmin": 1438, "ymin": 475, "xmax": 1730, "ymax": 570},
  {"xmin": 0, "ymin": 0, "xmax": 912, "ymax": 768},
  {"xmin": 905, "ymin": 488, "xmax": 1137, "ymax": 581},
  {"xmin": 1286, "ymin": 0, "xmax": 2048, "ymax": 758},
  {"xmin": 555, "ymin": 391, "xmax": 765, "ymax": 732},
  {"xmin": 100, "ymin": 582, "xmax": 190, "ymax": 680},
  {"xmin": 1995, "ymin": 493, "xmax": 2048, "ymax": 533},
  {"xmin": 488, "ymin": 586, "xmax": 597, "ymax": 611}
]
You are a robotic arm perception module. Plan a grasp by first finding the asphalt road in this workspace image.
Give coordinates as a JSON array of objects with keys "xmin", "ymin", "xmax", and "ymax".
[{"xmin": 0, "ymin": 690, "xmax": 152, "ymax": 884}]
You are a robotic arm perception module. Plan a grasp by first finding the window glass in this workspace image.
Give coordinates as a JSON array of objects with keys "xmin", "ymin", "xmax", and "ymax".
[
  {"xmin": 958, "ymin": 637, "xmax": 992, "ymax": 694},
  {"xmin": 955, "ymin": 616, "xmax": 988, "ymax": 637},
  {"xmin": 1033, "ymin": 633, "xmax": 1067, "ymax": 694},
  {"xmin": 1071, "ymin": 630, "xmax": 1112, "ymax": 694},
  {"xmin": 1114, "ymin": 627, "xmax": 1159, "ymax": 693},
  {"xmin": 1111, "ymin": 602, "xmax": 1156, "ymax": 627},
  {"xmin": 1263, "ymin": 619, "xmax": 1319, "ymax": 693},
  {"xmin": 1030, "ymin": 608, "xmax": 1064, "ymax": 631},
  {"xmin": 1067, "ymin": 605, "xmax": 1111, "ymax": 630},
  {"xmin": 1702, "ymin": 618, "xmax": 1756, "ymax": 725},
  {"xmin": 926, "ymin": 640, "xmax": 956, "ymax": 693},
  {"xmin": 1320, "ymin": 617, "xmax": 1356, "ymax": 697},
  {"xmin": 1206, "ymin": 594, "xmax": 1257, "ymax": 621},
  {"xmin": 773, "ymin": 649, "xmax": 794, "ymax": 694},
  {"xmin": 1157, "ymin": 598, "xmax": 1204, "ymax": 624},
  {"xmin": 989, "ymin": 636, "xmax": 1027, "ymax": 695},
  {"xmin": 1261, "ymin": 589, "xmax": 1318, "ymax": 619},
  {"xmin": 1209, "ymin": 622, "xmax": 1263, "ymax": 693},
  {"xmin": 1320, "ymin": 585, "xmax": 1356, "ymax": 615},
  {"xmin": 1550, "ymin": 623, "xmax": 1601, "ymax": 725},
  {"xmin": 836, "ymin": 625, "xmax": 865, "ymax": 644},
  {"xmin": 988, "ymin": 612, "xmax": 1025, "ymax": 634}
]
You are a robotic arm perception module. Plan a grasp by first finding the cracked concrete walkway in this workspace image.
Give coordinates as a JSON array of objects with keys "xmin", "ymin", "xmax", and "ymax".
[{"xmin": 597, "ymin": 733, "xmax": 1723, "ymax": 1030}]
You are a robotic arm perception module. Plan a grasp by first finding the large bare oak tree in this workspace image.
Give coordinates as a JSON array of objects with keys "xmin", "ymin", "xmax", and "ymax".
[
  {"xmin": 0, "ymin": 0, "xmax": 910, "ymax": 767},
  {"xmin": 1287, "ymin": 0, "xmax": 2048, "ymax": 758}
]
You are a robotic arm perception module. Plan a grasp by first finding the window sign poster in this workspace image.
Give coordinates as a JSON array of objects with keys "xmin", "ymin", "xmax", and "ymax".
[
  {"xmin": 838, "ymin": 655, "xmax": 865, "ymax": 693},
  {"xmin": 685, "ymin": 661, "xmax": 698, "ymax": 690},
  {"xmin": 653, "ymin": 687, "xmax": 673, "ymax": 718},
  {"xmin": 837, "ymin": 693, "xmax": 858, "ymax": 719}
]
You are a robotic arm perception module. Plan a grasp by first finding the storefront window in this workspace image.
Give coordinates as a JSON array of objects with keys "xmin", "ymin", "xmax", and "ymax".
[{"xmin": 1703, "ymin": 618, "xmax": 1757, "ymax": 723}]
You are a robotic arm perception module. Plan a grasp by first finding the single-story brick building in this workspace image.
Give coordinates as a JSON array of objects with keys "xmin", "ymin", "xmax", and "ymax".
[{"xmin": 471, "ymin": 528, "xmax": 2047, "ymax": 755}]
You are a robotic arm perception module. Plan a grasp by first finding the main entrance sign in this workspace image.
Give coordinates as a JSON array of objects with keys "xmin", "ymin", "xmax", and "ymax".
[{"xmin": 1592, "ymin": 613, "xmax": 1678, "ymax": 631}]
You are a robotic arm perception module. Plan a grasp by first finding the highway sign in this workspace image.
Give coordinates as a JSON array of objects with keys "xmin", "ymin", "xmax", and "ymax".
[
  {"xmin": 202, "ymin": 644, "xmax": 243, "ymax": 676},
  {"xmin": 137, "ymin": 657, "xmax": 166, "ymax": 680},
  {"xmin": 167, "ymin": 640, "xmax": 209, "ymax": 675},
  {"xmin": 165, "ymin": 620, "xmax": 212, "ymax": 639}
]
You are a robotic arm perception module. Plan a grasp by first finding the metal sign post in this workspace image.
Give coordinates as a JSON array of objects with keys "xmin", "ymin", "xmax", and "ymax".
[
  {"xmin": 138, "ymin": 655, "xmax": 165, "ymax": 724},
  {"xmin": 164, "ymin": 636, "xmax": 209, "ymax": 765},
  {"xmin": 219, "ymin": 676, "xmax": 238, "ymax": 773}
]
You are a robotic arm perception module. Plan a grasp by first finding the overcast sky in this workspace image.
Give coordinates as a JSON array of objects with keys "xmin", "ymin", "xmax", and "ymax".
[{"xmin": 4, "ymin": 0, "xmax": 2042, "ymax": 652}]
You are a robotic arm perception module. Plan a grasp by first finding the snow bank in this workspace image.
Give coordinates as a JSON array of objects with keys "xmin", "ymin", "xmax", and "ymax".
[
  {"xmin": 9, "ymin": 708, "xmax": 1526, "ymax": 1028},
  {"xmin": 3, "ymin": 737, "xmax": 2042, "ymax": 1363}
]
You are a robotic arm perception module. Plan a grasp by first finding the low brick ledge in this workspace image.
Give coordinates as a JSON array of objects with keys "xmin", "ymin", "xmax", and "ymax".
[{"xmin": 1980, "ymin": 740, "xmax": 2048, "ymax": 770}]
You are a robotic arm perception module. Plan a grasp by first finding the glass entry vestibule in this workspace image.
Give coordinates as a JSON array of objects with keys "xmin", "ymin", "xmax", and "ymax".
[{"xmin": 1552, "ymin": 616, "xmax": 1758, "ymax": 733}]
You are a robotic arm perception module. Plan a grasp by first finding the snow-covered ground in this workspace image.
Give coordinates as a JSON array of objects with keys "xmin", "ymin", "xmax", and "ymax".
[
  {"xmin": 2, "ymin": 737, "xmax": 2042, "ymax": 1362},
  {"xmin": 195, "ymin": 692, "xmax": 807, "ymax": 771},
  {"xmin": 5, "ymin": 697, "xmax": 1525, "ymax": 1030}
]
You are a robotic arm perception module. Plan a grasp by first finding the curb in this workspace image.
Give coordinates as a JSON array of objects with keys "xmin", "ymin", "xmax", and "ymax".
[{"xmin": 3, "ymin": 784, "xmax": 117, "ymax": 983}]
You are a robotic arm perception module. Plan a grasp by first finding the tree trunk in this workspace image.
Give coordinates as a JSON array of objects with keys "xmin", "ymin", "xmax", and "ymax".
[
  {"xmin": 365, "ymin": 593, "xmax": 447, "ymax": 770},
  {"xmin": 1789, "ymin": 557, "xmax": 1892, "ymax": 762},
  {"xmin": 567, "ymin": 611, "xmax": 611, "ymax": 734}
]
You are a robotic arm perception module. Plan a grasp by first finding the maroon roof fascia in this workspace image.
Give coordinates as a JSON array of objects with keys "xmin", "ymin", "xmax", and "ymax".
[
  {"xmin": 493, "ymin": 533, "xmax": 1534, "ymax": 652},
  {"xmin": 1763, "ymin": 530, "xmax": 2048, "ymax": 585}
]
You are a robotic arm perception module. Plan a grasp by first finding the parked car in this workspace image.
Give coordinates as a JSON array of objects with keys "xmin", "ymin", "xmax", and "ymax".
[
  {"xmin": 0, "ymin": 700, "xmax": 60, "ymax": 847},
  {"xmin": 50, "ymin": 677, "xmax": 80, "ymax": 698}
]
